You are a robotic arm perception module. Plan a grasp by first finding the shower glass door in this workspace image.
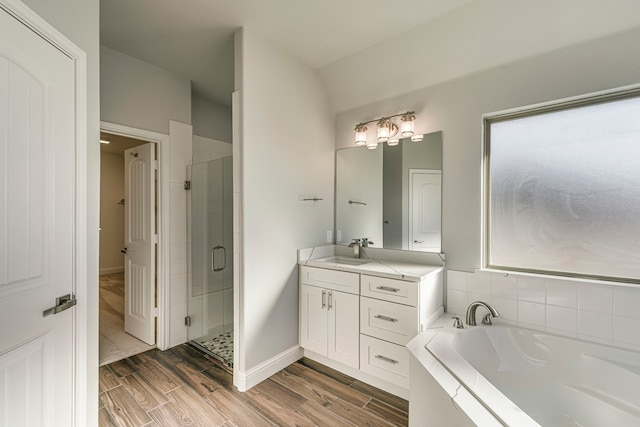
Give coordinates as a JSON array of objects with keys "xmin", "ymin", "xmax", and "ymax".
[{"xmin": 187, "ymin": 155, "xmax": 233, "ymax": 367}]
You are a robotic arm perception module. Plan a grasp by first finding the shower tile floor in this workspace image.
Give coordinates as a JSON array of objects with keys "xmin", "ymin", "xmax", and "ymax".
[{"xmin": 192, "ymin": 330, "xmax": 234, "ymax": 370}]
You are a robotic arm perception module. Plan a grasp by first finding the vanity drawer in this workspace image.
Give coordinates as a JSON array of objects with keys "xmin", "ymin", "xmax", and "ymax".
[
  {"xmin": 360, "ymin": 297, "xmax": 418, "ymax": 346},
  {"xmin": 300, "ymin": 266, "xmax": 360, "ymax": 294},
  {"xmin": 360, "ymin": 334, "xmax": 409, "ymax": 389},
  {"xmin": 361, "ymin": 275, "xmax": 418, "ymax": 306}
]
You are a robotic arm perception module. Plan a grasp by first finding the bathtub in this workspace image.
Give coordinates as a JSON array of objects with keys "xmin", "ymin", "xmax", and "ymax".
[{"xmin": 407, "ymin": 322, "xmax": 640, "ymax": 426}]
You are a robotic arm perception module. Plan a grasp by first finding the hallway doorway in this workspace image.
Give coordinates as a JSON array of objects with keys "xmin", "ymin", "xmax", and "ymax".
[{"xmin": 99, "ymin": 131, "xmax": 157, "ymax": 365}]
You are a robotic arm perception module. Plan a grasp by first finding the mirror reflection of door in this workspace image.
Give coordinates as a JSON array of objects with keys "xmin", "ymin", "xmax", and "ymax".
[{"xmin": 409, "ymin": 169, "xmax": 442, "ymax": 252}]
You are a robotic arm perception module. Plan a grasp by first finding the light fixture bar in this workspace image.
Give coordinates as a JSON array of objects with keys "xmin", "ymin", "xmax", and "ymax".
[
  {"xmin": 354, "ymin": 111, "xmax": 416, "ymax": 147},
  {"xmin": 354, "ymin": 110, "xmax": 415, "ymax": 129},
  {"xmin": 100, "ymin": 138, "xmax": 110, "ymax": 144}
]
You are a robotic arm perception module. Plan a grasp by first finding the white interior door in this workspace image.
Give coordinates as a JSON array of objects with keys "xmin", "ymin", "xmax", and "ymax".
[
  {"xmin": 124, "ymin": 143, "xmax": 156, "ymax": 345},
  {"xmin": 0, "ymin": 5, "xmax": 76, "ymax": 426},
  {"xmin": 409, "ymin": 170, "xmax": 442, "ymax": 252}
]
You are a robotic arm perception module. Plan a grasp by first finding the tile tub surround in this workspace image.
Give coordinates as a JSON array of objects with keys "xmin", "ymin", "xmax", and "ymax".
[{"xmin": 446, "ymin": 269, "xmax": 640, "ymax": 351}]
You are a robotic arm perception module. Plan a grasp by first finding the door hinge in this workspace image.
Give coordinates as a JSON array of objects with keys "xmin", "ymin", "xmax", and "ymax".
[
  {"xmin": 152, "ymin": 160, "xmax": 158, "ymax": 170},
  {"xmin": 152, "ymin": 307, "xmax": 159, "ymax": 317},
  {"xmin": 184, "ymin": 180, "xmax": 191, "ymax": 190},
  {"xmin": 152, "ymin": 234, "xmax": 158, "ymax": 244},
  {"xmin": 185, "ymin": 315, "xmax": 192, "ymax": 327}
]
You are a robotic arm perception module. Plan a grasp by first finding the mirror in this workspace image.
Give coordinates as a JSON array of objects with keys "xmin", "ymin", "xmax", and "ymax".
[{"xmin": 335, "ymin": 131, "xmax": 442, "ymax": 252}]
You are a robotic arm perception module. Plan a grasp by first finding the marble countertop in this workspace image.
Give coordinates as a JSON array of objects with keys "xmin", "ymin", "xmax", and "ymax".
[{"xmin": 298, "ymin": 245, "xmax": 444, "ymax": 281}]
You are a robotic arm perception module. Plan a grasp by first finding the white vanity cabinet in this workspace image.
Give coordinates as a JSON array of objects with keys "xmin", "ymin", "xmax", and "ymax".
[
  {"xmin": 298, "ymin": 253, "xmax": 443, "ymax": 399},
  {"xmin": 299, "ymin": 266, "xmax": 360, "ymax": 368},
  {"xmin": 359, "ymin": 273, "xmax": 442, "ymax": 389}
]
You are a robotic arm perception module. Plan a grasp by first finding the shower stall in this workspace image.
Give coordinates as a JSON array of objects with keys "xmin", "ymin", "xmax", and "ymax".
[{"xmin": 187, "ymin": 154, "xmax": 234, "ymax": 368}]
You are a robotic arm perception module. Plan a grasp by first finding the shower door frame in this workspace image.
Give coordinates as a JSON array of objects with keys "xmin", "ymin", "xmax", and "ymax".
[{"xmin": 187, "ymin": 155, "xmax": 234, "ymax": 359}]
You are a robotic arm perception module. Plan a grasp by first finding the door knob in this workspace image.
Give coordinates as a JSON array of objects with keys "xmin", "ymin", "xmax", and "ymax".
[{"xmin": 121, "ymin": 247, "xmax": 128, "ymax": 254}]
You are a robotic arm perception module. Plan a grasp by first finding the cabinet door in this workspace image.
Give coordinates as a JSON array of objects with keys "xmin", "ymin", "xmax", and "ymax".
[
  {"xmin": 327, "ymin": 290, "xmax": 360, "ymax": 368},
  {"xmin": 300, "ymin": 285, "xmax": 327, "ymax": 356}
]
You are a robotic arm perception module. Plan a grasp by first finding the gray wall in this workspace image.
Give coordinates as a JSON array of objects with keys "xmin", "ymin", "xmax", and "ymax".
[
  {"xmin": 336, "ymin": 28, "xmax": 640, "ymax": 272},
  {"xmin": 21, "ymin": 0, "xmax": 100, "ymax": 422},
  {"xmin": 192, "ymin": 92, "xmax": 232, "ymax": 143},
  {"xmin": 101, "ymin": 46, "xmax": 191, "ymax": 134},
  {"xmin": 236, "ymin": 28, "xmax": 334, "ymax": 372}
]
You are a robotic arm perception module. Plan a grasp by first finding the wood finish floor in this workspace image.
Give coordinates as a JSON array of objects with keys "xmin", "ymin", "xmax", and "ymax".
[{"xmin": 99, "ymin": 345, "xmax": 409, "ymax": 426}]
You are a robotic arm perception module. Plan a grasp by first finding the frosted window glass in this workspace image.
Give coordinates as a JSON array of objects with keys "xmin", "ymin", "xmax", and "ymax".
[{"xmin": 487, "ymin": 95, "xmax": 640, "ymax": 281}]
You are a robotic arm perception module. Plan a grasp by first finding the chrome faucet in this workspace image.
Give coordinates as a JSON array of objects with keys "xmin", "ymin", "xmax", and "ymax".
[
  {"xmin": 466, "ymin": 301, "xmax": 500, "ymax": 326},
  {"xmin": 361, "ymin": 238, "xmax": 374, "ymax": 247},
  {"xmin": 348, "ymin": 238, "xmax": 362, "ymax": 258}
]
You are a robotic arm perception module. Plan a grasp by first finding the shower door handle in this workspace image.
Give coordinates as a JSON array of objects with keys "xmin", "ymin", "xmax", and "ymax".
[{"xmin": 212, "ymin": 245, "xmax": 227, "ymax": 272}]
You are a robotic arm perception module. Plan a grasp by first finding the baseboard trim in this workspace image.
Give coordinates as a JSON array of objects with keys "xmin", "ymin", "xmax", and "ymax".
[
  {"xmin": 100, "ymin": 266, "xmax": 124, "ymax": 275},
  {"xmin": 234, "ymin": 345, "xmax": 303, "ymax": 392}
]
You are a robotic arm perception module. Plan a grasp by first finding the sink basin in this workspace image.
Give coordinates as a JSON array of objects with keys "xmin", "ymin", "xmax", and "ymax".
[{"xmin": 313, "ymin": 256, "xmax": 373, "ymax": 266}]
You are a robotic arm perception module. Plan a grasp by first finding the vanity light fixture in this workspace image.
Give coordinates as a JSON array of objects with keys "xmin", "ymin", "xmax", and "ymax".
[
  {"xmin": 367, "ymin": 140, "xmax": 379, "ymax": 150},
  {"xmin": 353, "ymin": 111, "xmax": 418, "ymax": 149},
  {"xmin": 354, "ymin": 125, "xmax": 367, "ymax": 146},
  {"xmin": 400, "ymin": 113, "xmax": 415, "ymax": 137},
  {"xmin": 100, "ymin": 138, "xmax": 110, "ymax": 144},
  {"xmin": 377, "ymin": 119, "xmax": 393, "ymax": 143}
]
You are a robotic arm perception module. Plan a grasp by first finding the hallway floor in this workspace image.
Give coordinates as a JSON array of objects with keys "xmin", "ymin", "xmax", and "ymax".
[
  {"xmin": 99, "ymin": 345, "xmax": 408, "ymax": 426},
  {"xmin": 99, "ymin": 272, "xmax": 155, "ymax": 366}
]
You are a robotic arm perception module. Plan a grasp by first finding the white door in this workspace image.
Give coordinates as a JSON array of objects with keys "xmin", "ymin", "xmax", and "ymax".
[
  {"xmin": 327, "ymin": 290, "xmax": 359, "ymax": 369},
  {"xmin": 299, "ymin": 285, "xmax": 327, "ymax": 356},
  {"xmin": 124, "ymin": 143, "xmax": 156, "ymax": 345},
  {"xmin": 0, "ymin": 5, "xmax": 76, "ymax": 426},
  {"xmin": 409, "ymin": 170, "xmax": 442, "ymax": 252}
]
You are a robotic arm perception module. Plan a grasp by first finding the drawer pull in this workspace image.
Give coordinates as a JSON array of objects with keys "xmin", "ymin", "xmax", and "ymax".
[
  {"xmin": 322, "ymin": 290, "xmax": 326, "ymax": 309},
  {"xmin": 376, "ymin": 286, "xmax": 400, "ymax": 293},
  {"xmin": 374, "ymin": 314, "xmax": 398, "ymax": 323},
  {"xmin": 375, "ymin": 354, "xmax": 399, "ymax": 364}
]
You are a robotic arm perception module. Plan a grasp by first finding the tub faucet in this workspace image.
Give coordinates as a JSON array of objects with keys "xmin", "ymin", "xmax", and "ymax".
[
  {"xmin": 348, "ymin": 238, "xmax": 362, "ymax": 258},
  {"xmin": 466, "ymin": 301, "xmax": 500, "ymax": 326}
]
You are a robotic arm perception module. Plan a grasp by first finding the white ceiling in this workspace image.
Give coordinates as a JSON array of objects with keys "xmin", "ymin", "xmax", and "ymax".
[
  {"xmin": 100, "ymin": 0, "xmax": 474, "ymax": 107},
  {"xmin": 100, "ymin": 0, "xmax": 640, "ymax": 111}
]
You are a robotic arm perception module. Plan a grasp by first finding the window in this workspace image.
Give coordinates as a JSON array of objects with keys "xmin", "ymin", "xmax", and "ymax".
[{"xmin": 484, "ymin": 88, "xmax": 640, "ymax": 283}]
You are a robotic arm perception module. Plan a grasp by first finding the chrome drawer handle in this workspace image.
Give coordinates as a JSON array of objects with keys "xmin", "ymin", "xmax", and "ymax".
[
  {"xmin": 374, "ymin": 314, "xmax": 398, "ymax": 323},
  {"xmin": 376, "ymin": 286, "xmax": 399, "ymax": 293},
  {"xmin": 375, "ymin": 354, "xmax": 399, "ymax": 364}
]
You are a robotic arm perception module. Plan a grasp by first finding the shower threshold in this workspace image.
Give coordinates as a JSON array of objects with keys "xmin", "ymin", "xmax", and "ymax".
[{"xmin": 189, "ymin": 330, "xmax": 233, "ymax": 372}]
